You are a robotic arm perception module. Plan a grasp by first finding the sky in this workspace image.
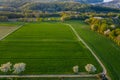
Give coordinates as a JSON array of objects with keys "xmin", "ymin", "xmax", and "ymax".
[{"xmin": 104, "ymin": 0, "xmax": 113, "ymax": 2}]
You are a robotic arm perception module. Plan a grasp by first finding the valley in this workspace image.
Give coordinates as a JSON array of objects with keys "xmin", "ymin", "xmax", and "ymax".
[{"xmin": 0, "ymin": 0, "xmax": 120, "ymax": 80}]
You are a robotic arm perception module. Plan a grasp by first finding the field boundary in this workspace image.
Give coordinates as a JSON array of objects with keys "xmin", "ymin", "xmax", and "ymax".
[
  {"xmin": 0, "ymin": 24, "xmax": 25, "ymax": 41},
  {"xmin": 65, "ymin": 24, "xmax": 111, "ymax": 80},
  {"xmin": 0, "ymin": 74, "xmax": 97, "ymax": 78}
]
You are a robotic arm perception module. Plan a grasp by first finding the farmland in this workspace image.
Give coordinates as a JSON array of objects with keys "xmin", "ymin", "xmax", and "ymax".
[
  {"xmin": 0, "ymin": 0, "xmax": 120, "ymax": 80},
  {"xmin": 68, "ymin": 21, "xmax": 120, "ymax": 80},
  {"xmin": 0, "ymin": 22, "xmax": 102, "ymax": 75},
  {"xmin": 0, "ymin": 22, "xmax": 23, "ymax": 40}
]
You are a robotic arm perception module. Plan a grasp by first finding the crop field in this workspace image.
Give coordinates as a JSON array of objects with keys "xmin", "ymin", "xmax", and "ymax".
[
  {"xmin": 68, "ymin": 21, "xmax": 120, "ymax": 80},
  {"xmin": 0, "ymin": 22, "xmax": 102, "ymax": 75}
]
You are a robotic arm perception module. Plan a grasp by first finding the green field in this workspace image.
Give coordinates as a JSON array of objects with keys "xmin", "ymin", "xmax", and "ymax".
[
  {"xmin": 68, "ymin": 21, "xmax": 120, "ymax": 80},
  {"xmin": 0, "ymin": 22, "xmax": 102, "ymax": 74},
  {"xmin": 0, "ymin": 22, "xmax": 22, "ymax": 27}
]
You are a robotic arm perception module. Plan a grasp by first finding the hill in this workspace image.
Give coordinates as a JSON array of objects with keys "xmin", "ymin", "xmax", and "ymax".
[
  {"xmin": 23, "ymin": 2, "xmax": 120, "ymax": 12},
  {"xmin": 0, "ymin": 0, "xmax": 103, "ymax": 3},
  {"xmin": 97, "ymin": 0, "xmax": 120, "ymax": 9}
]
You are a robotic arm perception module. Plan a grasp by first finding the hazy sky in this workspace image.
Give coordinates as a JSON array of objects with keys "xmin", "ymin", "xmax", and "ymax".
[{"xmin": 104, "ymin": 0, "xmax": 113, "ymax": 2}]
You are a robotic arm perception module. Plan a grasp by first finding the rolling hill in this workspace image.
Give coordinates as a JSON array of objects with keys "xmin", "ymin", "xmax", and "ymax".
[
  {"xmin": 97, "ymin": 0, "xmax": 120, "ymax": 9},
  {"xmin": 0, "ymin": 0, "xmax": 104, "ymax": 3}
]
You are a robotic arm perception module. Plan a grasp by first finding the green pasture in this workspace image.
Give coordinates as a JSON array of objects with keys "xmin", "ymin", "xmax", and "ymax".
[
  {"xmin": 68, "ymin": 21, "xmax": 120, "ymax": 80},
  {"xmin": 0, "ymin": 22, "xmax": 101, "ymax": 74}
]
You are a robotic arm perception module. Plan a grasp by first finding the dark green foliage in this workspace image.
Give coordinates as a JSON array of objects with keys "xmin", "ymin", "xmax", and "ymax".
[
  {"xmin": 26, "ymin": 2, "xmax": 120, "ymax": 12},
  {"xmin": 0, "ymin": 16, "xmax": 8, "ymax": 22},
  {"xmin": 89, "ymin": 5, "xmax": 120, "ymax": 13},
  {"xmin": 0, "ymin": 12, "xmax": 24, "ymax": 19}
]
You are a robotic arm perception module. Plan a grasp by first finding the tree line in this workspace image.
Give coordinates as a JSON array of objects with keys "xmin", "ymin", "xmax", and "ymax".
[
  {"xmin": 25, "ymin": 2, "xmax": 120, "ymax": 13},
  {"xmin": 85, "ymin": 17, "xmax": 120, "ymax": 46}
]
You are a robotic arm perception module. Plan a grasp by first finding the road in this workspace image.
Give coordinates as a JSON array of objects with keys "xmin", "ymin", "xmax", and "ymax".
[{"xmin": 0, "ymin": 74, "xmax": 97, "ymax": 78}]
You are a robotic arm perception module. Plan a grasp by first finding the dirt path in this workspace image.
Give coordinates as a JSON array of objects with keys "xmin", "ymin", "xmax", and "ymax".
[
  {"xmin": 0, "ymin": 24, "xmax": 24, "ymax": 40},
  {"xmin": 66, "ymin": 24, "xmax": 111, "ymax": 80},
  {"xmin": 0, "ymin": 74, "xmax": 97, "ymax": 78}
]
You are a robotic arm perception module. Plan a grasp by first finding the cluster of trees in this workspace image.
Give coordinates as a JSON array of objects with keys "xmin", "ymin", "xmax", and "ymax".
[
  {"xmin": 85, "ymin": 17, "xmax": 120, "ymax": 46},
  {"xmin": 26, "ymin": 2, "xmax": 120, "ymax": 13},
  {"xmin": 109, "ymin": 29, "xmax": 120, "ymax": 46},
  {"xmin": 87, "ymin": 12, "xmax": 120, "ymax": 18},
  {"xmin": 18, "ymin": 17, "xmax": 60, "ymax": 22},
  {"xmin": 0, "ymin": 62, "xmax": 26, "ymax": 74},
  {"xmin": 0, "ymin": 16, "xmax": 8, "ymax": 21},
  {"xmin": 0, "ymin": 0, "xmax": 120, "ymax": 13},
  {"xmin": 60, "ymin": 12, "xmax": 120, "ymax": 21},
  {"xmin": 0, "ymin": 12, "xmax": 24, "ymax": 19},
  {"xmin": 72, "ymin": 64, "xmax": 97, "ymax": 74},
  {"xmin": 61, "ymin": 12, "xmax": 89, "ymax": 21},
  {"xmin": 0, "ymin": 11, "xmax": 60, "ymax": 19},
  {"xmin": 0, "ymin": 8, "xmax": 120, "ymax": 21},
  {"xmin": 0, "ymin": 0, "xmax": 31, "ymax": 8},
  {"xmin": 17, "ymin": 12, "xmax": 90, "ymax": 22}
]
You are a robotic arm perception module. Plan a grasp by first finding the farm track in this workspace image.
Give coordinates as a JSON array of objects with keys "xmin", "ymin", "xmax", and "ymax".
[
  {"xmin": 65, "ymin": 24, "xmax": 111, "ymax": 80},
  {"xmin": 0, "ymin": 74, "xmax": 97, "ymax": 78}
]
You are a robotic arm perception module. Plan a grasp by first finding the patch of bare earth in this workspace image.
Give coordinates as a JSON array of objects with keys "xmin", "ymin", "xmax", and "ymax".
[{"xmin": 0, "ymin": 26, "xmax": 17, "ymax": 39}]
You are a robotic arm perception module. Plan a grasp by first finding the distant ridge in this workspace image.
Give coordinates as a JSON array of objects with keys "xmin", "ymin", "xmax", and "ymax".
[
  {"xmin": 0, "ymin": 0, "xmax": 104, "ymax": 3},
  {"xmin": 97, "ymin": 0, "xmax": 120, "ymax": 9}
]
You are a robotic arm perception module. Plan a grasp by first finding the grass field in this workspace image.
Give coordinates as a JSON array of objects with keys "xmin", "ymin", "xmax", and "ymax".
[
  {"xmin": 0, "ymin": 22, "xmax": 22, "ymax": 27},
  {"xmin": 0, "ymin": 22, "xmax": 102, "ymax": 75},
  {"xmin": 68, "ymin": 21, "xmax": 120, "ymax": 80}
]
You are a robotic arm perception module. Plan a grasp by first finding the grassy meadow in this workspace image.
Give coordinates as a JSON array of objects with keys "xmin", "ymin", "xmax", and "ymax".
[{"xmin": 0, "ymin": 22, "xmax": 102, "ymax": 74}]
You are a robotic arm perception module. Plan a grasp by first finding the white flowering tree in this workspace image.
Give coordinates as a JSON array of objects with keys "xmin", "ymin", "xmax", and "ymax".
[
  {"xmin": 0, "ymin": 62, "xmax": 12, "ymax": 73},
  {"xmin": 85, "ymin": 64, "xmax": 96, "ymax": 73},
  {"xmin": 73, "ymin": 65, "xmax": 79, "ymax": 74},
  {"xmin": 13, "ymin": 63, "xmax": 26, "ymax": 74}
]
